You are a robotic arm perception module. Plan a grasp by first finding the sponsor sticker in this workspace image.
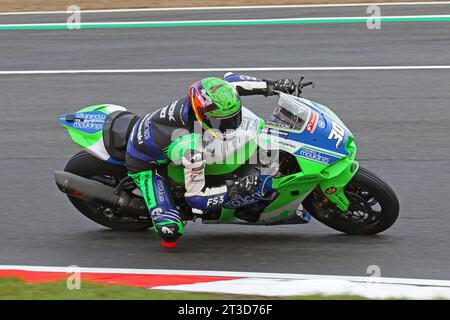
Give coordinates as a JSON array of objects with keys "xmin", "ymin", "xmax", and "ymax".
[
  {"xmin": 143, "ymin": 116, "xmax": 151, "ymax": 140},
  {"xmin": 306, "ymin": 111, "xmax": 318, "ymax": 134},
  {"xmin": 224, "ymin": 191, "xmax": 264, "ymax": 209},
  {"xmin": 137, "ymin": 114, "xmax": 151, "ymax": 145},
  {"xmin": 155, "ymin": 179, "xmax": 166, "ymax": 202},
  {"xmin": 206, "ymin": 196, "xmax": 225, "ymax": 208},
  {"xmin": 318, "ymin": 120, "xmax": 326, "ymax": 129},
  {"xmin": 278, "ymin": 139, "xmax": 299, "ymax": 151},
  {"xmin": 69, "ymin": 112, "xmax": 106, "ymax": 133},
  {"xmin": 151, "ymin": 207, "xmax": 164, "ymax": 218},
  {"xmin": 325, "ymin": 187, "xmax": 337, "ymax": 194},
  {"xmin": 75, "ymin": 112, "xmax": 106, "ymax": 121},
  {"xmin": 265, "ymin": 120, "xmax": 291, "ymax": 129},
  {"xmin": 72, "ymin": 120, "xmax": 103, "ymax": 131},
  {"xmin": 297, "ymin": 147, "xmax": 338, "ymax": 165},
  {"xmin": 239, "ymin": 75, "xmax": 258, "ymax": 81},
  {"xmin": 161, "ymin": 226, "xmax": 174, "ymax": 234},
  {"xmin": 168, "ymin": 101, "xmax": 177, "ymax": 122},
  {"xmin": 265, "ymin": 128, "xmax": 289, "ymax": 136},
  {"xmin": 299, "ymin": 175, "xmax": 319, "ymax": 182}
]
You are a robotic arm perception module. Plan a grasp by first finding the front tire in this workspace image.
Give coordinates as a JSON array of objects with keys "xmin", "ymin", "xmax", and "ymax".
[
  {"xmin": 305, "ymin": 167, "xmax": 399, "ymax": 235},
  {"xmin": 64, "ymin": 151, "xmax": 152, "ymax": 231}
]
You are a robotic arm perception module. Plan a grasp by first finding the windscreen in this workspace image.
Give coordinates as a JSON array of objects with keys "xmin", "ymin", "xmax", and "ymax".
[{"xmin": 272, "ymin": 93, "xmax": 311, "ymax": 131}]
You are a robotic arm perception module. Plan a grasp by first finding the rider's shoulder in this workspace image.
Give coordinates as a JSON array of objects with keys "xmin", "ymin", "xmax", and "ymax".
[{"xmin": 150, "ymin": 96, "xmax": 190, "ymax": 126}]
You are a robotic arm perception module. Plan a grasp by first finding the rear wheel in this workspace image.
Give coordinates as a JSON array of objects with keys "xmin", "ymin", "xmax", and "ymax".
[
  {"xmin": 304, "ymin": 167, "xmax": 399, "ymax": 235},
  {"xmin": 64, "ymin": 151, "xmax": 152, "ymax": 231}
]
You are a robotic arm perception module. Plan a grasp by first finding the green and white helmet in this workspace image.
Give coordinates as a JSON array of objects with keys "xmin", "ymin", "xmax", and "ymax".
[{"xmin": 188, "ymin": 77, "xmax": 242, "ymax": 139}]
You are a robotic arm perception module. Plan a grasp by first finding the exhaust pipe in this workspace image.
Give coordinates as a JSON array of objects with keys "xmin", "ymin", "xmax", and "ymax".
[{"xmin": 54, "ymin": 170, "xmax": 145, "ymax": 214}]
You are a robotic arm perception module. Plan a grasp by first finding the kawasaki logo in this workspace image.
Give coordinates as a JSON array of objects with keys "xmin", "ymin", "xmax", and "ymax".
[{"xmin": 224, "ymin": 191, "xmax": 264, "ymax": 209}]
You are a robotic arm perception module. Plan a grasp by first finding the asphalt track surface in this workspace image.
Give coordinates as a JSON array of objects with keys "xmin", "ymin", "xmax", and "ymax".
[{"xmin": 1, "ymin": 4, "xmax": 450, "ymax": 280}]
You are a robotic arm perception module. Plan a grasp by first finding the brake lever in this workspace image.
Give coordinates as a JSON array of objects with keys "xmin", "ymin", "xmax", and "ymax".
[
  {"xmin": 296, "ymin": 78, "xmax": 315, "ymax": 96},
  {"xmin": 294, "ymin": 76, "xmax": 304, "ymax": 96}
]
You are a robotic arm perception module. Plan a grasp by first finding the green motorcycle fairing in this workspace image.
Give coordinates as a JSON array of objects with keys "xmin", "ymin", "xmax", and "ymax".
[
  {"xmin": 164, "ymin": 95, "xmax": 358, "ymax": 225},
  {"xmin": 258, "ymin": 93, "xmax": 359, "ymax": 217},
  {"xmin": 59, "ymin": 95, "xmax": 359, "ymax": 226}
]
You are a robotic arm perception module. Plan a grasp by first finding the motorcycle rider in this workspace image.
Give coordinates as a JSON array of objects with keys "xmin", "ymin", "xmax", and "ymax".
[{"xmin": 125, "ymin": 73, "xmax": 296, "ymax": 248}]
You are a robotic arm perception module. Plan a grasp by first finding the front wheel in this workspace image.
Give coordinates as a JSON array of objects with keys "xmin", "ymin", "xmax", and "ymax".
[{"xmin": 304, "ymin": 167, "xmax": 399, "ymax": 235}]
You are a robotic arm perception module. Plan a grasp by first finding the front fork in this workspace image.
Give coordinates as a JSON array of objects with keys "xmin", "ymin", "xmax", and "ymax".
[{"xmin": 319, "ymin": 160, "xmax": 359, "ymax": 212}]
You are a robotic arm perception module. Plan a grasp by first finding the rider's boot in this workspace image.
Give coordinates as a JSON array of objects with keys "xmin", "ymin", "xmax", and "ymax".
[{"xmin": 154, "ymin": 220, "xmax": 184, "ymax": 248}]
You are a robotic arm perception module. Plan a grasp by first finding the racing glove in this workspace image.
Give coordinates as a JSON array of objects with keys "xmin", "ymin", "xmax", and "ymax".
[
  {"xmin": 266, "ymin": 78, "xmax": 297, "ymax": 95},
  {"xmin": 225, "ymin": 175, "xmax": 259, "ymax": 200}
]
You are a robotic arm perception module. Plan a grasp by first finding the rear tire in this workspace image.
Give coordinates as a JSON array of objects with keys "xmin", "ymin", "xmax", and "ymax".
[
  {"xmin": 305, "ymin": 167, "xmax": 399, "ymax": 235},
  {"xmin": 64, "ymin": 151, "xmax": 152, "ymax": 231}
]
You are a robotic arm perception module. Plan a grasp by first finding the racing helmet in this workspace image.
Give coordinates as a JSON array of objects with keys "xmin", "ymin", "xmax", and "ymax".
[{"xmin": 188, "ymin": 77, "xmax": 242, "ymax": 140}]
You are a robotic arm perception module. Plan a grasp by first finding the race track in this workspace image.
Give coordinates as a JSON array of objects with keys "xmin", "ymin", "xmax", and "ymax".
[{"xmin": 1, "ymin": 3, "xmax": 450, "ymax": 280}]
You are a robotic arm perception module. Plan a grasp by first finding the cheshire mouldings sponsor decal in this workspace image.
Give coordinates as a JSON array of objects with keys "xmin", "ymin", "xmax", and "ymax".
[
  {"xmin": 295, "ymin": 146, "xmax": 341, "ymax": 165},
  {"xmin": 66, "ymin": 111, "xmax": 107, "ymax": 134}
]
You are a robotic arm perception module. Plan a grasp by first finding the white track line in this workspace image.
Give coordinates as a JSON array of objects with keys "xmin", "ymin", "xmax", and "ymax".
[
  {"xmin": 1, "ymin": 265, "xmax": 450, "ymax": 287},
  {"xmin": 0, "ymin": 66, "xmax": 449, "ymax": 75},
  {"xmin": 1, "ymin": 14, "xmax": 450, "ymax": 28},
  {"xmin": 1, "ymin": 2, "xmax": 450, "ymax": 15}
]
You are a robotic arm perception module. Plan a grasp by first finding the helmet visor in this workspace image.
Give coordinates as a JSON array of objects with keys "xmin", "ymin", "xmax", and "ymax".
[{"xmin": 203, "ymin": 109, "xmax": 242, "ymax": 134}]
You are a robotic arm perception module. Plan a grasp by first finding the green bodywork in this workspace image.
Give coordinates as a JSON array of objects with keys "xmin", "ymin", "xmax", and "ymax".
[
  {"xmin": 272, "ymin": 135, "xmax": 358, "ymax": 213},
  {"xmin": 164, "ymin": 114, "xmax": 358, "ymax": 223}
]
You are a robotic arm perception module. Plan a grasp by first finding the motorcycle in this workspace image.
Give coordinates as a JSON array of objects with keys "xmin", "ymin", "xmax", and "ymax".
[{"xmin": 54, "ymin": 78, "xmax": 399, "ymax": 235}]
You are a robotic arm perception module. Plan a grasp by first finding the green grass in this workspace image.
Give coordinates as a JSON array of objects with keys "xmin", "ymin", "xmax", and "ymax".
[{"xmin": 0, "ymin": 278, "xmax": 369, "ymax": 300}]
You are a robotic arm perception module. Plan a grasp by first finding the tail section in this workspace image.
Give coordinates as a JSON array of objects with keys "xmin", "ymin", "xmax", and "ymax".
[{"xmin": 59, "ymin": 104, "xmax": 127, "ymax": 163}]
